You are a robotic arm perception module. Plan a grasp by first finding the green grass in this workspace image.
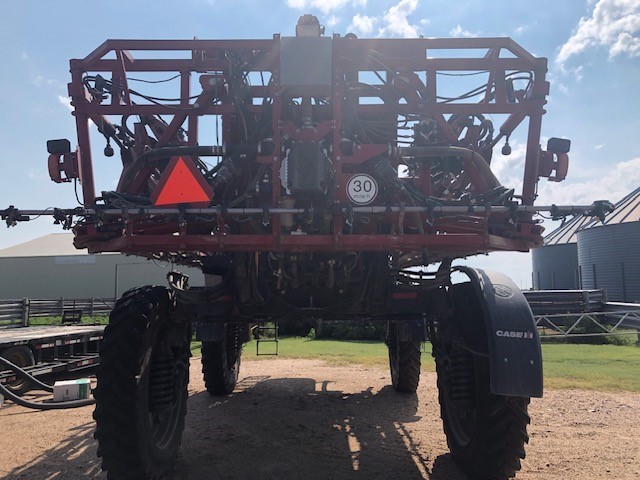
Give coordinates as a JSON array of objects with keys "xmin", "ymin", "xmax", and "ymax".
[
  {"xmin": 541, "ymin": 343, "xmax": 640, "ymax": 392},
  {"xmin": 192, "ymin": 337, "xmax": 434, "ymax": 368},
  {"xmin": 24, "ymin": 316, "xmax": 640, "ymax": 392},
  {"xmin": 27, "ymin": 316, "xmax": 109, "ymax": 326},
  {"xmin": 29, "ymin": 319, "xmax": 640, "ymax": 392},
  {"xmin": 191, "ymin": 338, "xmax": 640, "ymax": 393}
]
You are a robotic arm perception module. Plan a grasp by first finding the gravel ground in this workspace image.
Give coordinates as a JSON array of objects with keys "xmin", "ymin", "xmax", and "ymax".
[{"xmin": 1, "ymin": 358, "xmax": 639, "ymax": 479}]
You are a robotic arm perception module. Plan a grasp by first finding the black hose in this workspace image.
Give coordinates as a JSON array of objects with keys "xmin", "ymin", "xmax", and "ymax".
[
  {"xmin": 119, "ymin": 144, "xmax": 260, "ymax": 193},
  {"xmin": 0, "ymin": 381, "xmax": 95, "ymax": 410},
  {"xmin": 0, "ymin": 355, "xmax": 54, "ymax": 392},
  {"xmin": 0, "ymin": 356, "xmax": 95, "ymax": 410},
  {"xmin": 395, "ymin": 146, "xmax": 500, "ymax": 189}
]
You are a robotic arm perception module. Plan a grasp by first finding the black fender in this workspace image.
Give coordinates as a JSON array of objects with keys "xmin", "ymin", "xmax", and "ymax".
[{"xmin": 455, "ymin": 267, "xmax": 543, "ymax": 398}]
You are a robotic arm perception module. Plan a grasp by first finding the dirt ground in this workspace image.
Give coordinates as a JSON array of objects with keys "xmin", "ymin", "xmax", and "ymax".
[{"xmin": 1, "ymin": 358, "xmax": 639, "ymax": 480}]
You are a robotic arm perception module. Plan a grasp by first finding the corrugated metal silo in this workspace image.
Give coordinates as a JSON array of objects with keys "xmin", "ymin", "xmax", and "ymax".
[
  {"xmin": 577, "ymin": 187, "xmax": 640, "ymax": 302},
  {"xmin": 531, "ymin": 214, "xmax": 594, "ymax": 290}
]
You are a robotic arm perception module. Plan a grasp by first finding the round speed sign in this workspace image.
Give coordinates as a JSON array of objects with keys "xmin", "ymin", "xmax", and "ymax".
[{"xmin": 347, "ymin": 174, "xmax": 378, "ymax": 205}]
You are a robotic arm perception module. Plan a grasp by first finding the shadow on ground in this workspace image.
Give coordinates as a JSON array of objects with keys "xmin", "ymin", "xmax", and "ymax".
[
  {"xmin": 173, "ymin": 375, "xmax": 466, "ymax": 480},
  {"xmin": 3, "ymin": 376, "xmax": 465, "ymax": 480},
  {"xmin": 3, "ymin": 419, "xmax": 102, "ymax": 479}
]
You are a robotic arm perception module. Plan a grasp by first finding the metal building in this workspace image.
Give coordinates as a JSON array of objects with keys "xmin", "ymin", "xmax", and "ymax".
[
  {"xmin": 0, "ymin": 233, "xmax": 204, "ymax": 300},
  {"xmin": 577, "ymin": 187, "xmax": 640, "ymax": 302},
  {"xmin": 531, "ymin": 214, "xmax": 593, "ymax": 290}
]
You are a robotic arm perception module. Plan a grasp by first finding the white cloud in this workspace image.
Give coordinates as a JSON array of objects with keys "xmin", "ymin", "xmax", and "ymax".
[
  {"xmin": 556, "ymin": 0, "xmax": 640, "ymax": 67},
  {"xmin": 491, "ymin": 139, "xmax": 527, "ymax": 188},
  {"xmin": 378, "ymin": 0, "xmax": 420, "ymax": 38},
  {"xmin": 27, "ymin": 168, "xmax": 48, "ymax": 180},
  {"xmin": 32, "ymin": 75, "xmax": 47, "ymax": 87},
  {"xmin": 491, "ymin": 140, "xmax": 639, "ymax": 209},
  {"xmin": 537, "ymin": 157, "xmax": 640, "ymax": 205},
  {"xmin": 57, "ymin": 95, "xmax": 73, "ymax": 112},
  {"xmin": 326, "ymin": 15, "xmax": 341, "ymax": 28},
  {"xmin": 572, "ymin": 65, "xmax": 585, "ymax": 82},
  {"xmin": 514, "ymin": 25, "xmax": 528, "ymax": 35},
  {"xmin": 33, "ymin": 75, "xmax": 64, "ymax": 89},
  {"xmin": 348, "ymin": 13, "xmax": 377, "ymax": 36},
  {"xmin": 287, "ymin": 0, "xmax": 367, "ymax": 14},
  {"xmin": 449, "ymin": 24, "xmax": 479, "ymax": 38}
]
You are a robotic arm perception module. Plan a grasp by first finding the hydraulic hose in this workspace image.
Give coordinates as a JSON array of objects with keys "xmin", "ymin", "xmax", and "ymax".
[
  {"xmin": 0, "ymin": 356, "xmax": 95, "ymax": 410},
  {"xmin": 0, "ymin": 381, "xmax": 95, "ymax": 410},
  {"xmin": 119, "ymin": 144, "xmax": 260, "ymax": 193},
  {"xmin": 395, "ymin": 146, "xmax": 501, "ymax": 190},
  {"xmin": 0, "ymin": 355, "xmax": 54, "ymax": 392}
]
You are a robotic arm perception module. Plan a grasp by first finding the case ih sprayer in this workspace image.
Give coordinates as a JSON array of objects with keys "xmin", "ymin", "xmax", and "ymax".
[{"xmin": 3, "ymin": 15, "xmax": 613, "ymax": 480}]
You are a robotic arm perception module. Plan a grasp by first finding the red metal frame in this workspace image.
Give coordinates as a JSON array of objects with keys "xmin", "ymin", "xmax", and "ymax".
[{"xmin": 66, "ymin": 34, "xmax": 555, "ymax": 260}]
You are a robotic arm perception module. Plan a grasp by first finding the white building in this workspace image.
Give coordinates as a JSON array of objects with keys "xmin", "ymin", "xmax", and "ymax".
[{"xmin": 0, "ymin": 233, "xmax": 204, "ymax": 300}]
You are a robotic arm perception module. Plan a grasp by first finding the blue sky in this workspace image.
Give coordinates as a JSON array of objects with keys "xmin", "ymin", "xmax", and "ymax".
[{"xmin": 0, "ymin": 0, "xmax": 638, "ymax": 288}]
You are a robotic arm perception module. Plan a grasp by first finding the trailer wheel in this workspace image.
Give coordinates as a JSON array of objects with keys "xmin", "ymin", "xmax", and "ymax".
[
  {"xmin": 387, "ymin": 322, "xmax": 421, "ymax": 393},
  {"xmin": 201, "ymin": 323, "xmax": 242, "ymax": 395},
  {"xmin": 1, "ymin": 345, "xmax": 35, "ymax": 395},
  {"xmin": 93, "ymin": 286, "xmax": 190, "ymax": 479},
  {"xmin": 435, "ymin": 283, "xmax": 529, "ymax": 480}
]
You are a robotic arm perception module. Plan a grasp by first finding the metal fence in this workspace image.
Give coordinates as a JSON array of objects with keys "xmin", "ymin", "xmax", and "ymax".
[
  {"xmin": 535, "ymin": 309, "xmax": 640, "ymax": 340},
  {"xmin": 526, "ymin": 290, "xmax": 640, "ymax": 341},
  {"xmin": 523, "ymin": 289, "xmax": 607, "ymax": 315},
  {"xmin": 1, "ymin": 292, "xmax": 638, "ymax": 341},
  {"xmin": 0, "ymin": 297, "xmax": 115, "ymax": 327}
]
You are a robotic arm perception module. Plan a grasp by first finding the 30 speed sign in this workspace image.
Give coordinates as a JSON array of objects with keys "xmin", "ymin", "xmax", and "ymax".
[{"xmin": 346, "ymin": 174, "xmax": 378, "ymax": 205}]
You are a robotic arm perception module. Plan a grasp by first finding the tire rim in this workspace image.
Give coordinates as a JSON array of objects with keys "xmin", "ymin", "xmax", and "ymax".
[{"xmin": 5, "ymin": 349, "xmax": 32, "ymax": 391}]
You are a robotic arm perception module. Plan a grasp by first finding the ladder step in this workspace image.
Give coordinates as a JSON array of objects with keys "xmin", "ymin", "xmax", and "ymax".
[{"xmin": 254, "ymin": 323, "xmax": 279, "ymax": 356}]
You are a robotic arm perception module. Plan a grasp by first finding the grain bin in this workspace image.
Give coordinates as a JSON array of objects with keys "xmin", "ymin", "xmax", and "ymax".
[
  {"xmin": 577, "ymin": 187, "xmax": 640, "ymax": 302},
  {"xmin": 532, "ymin": 214, "xmax": 594, "ymax": 290}
]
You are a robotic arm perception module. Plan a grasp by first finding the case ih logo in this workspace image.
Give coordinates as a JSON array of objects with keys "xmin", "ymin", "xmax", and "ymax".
[
  {"xmin": 493, "ymin": 284, "xmax": 514, "ymax": 298},
  {"xmin": 496, "ymin": 330, "xmax": 535, "ymax": 339}
]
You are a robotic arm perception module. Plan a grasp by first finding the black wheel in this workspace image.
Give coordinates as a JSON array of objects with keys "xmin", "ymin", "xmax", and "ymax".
[
  {"xmin": 201, "ymin": 323, "xmax": 242, "ymax": 396},
  {"xmin": 1, "ymin": 345, "xmax": 35, "ymax": 395},
  {"xmin": 93, "ymin": 286, "xmax": 190, "ymax": 479},
  {"xmin": 387, "ymin": 322, "xmax": 421, "ymax": 393},
  {"xmin": 435, "ymin": 283, "xmax": 530, "ymax": 480}
]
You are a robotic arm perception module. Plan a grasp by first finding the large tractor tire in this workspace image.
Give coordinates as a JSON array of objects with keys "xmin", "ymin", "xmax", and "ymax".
[
  {"xmin": 93, "ymin": 286, "xmax": 190, "ymax": 480},
  {"xmin": 435, "ymin": 283, "xmax": 530, "ymax": 480},
  {"xmin": 201, "ymin": 323, "xmax": 243, "ymax": 396},
  {"xmin": 387, "ymin": 322, "xmax": 421, "ymax": 393},
  {"xmin": 0, "ymin": 345, "xmax": 35, "ymax": 395}
]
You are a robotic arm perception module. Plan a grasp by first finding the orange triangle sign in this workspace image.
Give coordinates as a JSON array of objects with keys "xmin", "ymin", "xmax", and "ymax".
[{"xmin": 151, "ymin": 156, "xmax": 213, "ymax": 207}]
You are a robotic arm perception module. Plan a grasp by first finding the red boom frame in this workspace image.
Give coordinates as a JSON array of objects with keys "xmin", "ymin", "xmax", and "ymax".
[{"xmin": 63, "ymin": 34, "xmax": 565, "ymax": 261}]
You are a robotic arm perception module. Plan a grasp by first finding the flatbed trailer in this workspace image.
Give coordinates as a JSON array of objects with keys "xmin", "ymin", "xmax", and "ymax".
[{"xmin": 0, "ymin": 324, "xmax": 104, "ymax": 390}]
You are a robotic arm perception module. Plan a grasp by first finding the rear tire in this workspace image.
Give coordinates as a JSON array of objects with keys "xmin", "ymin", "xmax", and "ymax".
[
  {"xmin": 93, "ymin": 286, "xmax": 190, "ymax": 479},
  {"xmin": 387, "ymin": 322, "xmax": 421, "ymax": 393},
  {"xmin": 435, "ymin": 283, "xmax": 530, "ymax": 480},
  {"xmin": 1, "ymin": 345, "xmax": 35, "ymax": 395},
  {"xmin": 201, "ymin": 323, "xmax": 242, "ymax": 396}
]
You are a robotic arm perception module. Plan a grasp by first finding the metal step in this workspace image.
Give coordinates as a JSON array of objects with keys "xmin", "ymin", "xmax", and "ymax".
[{"xmin": 253, "ymin": 323, "xmax": 278, "ymax": 356}]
